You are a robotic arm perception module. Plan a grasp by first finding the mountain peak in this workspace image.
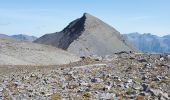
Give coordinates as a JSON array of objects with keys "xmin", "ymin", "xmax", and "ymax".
[
  {"xmin": 35, "ymin": 14, "xmax": 137, "ymax": 56},
  {"xmin": 83, "ymin": 13, "xmax": 94, "ymax": 18},
  {"xmin": 83, "ymin": 12, "xmax": 89, "ymax": 16},
  {"xmin": 82, "ymin": 13, "xmax": 100, "ymax": 20}
]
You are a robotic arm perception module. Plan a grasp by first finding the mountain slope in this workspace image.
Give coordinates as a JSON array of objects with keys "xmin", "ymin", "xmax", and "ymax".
[
  {"xmin": 123, "ymin": 32, "xmax": 170, "ymax": 52},
  {"xmin": 0, "ymin": 38, "xmax": 80, "ymax": 65},
  {"xmin": 34, "ymin": 13, "xmax": 136, "ymax": 56}
]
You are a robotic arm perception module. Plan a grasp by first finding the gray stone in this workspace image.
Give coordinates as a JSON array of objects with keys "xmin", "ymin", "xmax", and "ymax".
[
  {"xmin": 132, "ymin": 83, "xmax": 142, "ymax": 90},
  {"xmin": 127, "ymin": 79, "xmax": 133, "ymax": 83},
  {"xmin": 161, "ymin": 92, "xmax": 169, "ymax": 100},
  {"xmin": 100, "ymin": 93, "xmax": 115, "ymax": 99},
  {"xmin": 142, "ymin": 83, "xmax": 150, "ymax": 92},
  {"xmin": 150, "ymin": 89, "xmax": 162, "ymax": 96},
  {"xmin": 0, "ymin": 87, "xmax": 3, "ymax": 92}
]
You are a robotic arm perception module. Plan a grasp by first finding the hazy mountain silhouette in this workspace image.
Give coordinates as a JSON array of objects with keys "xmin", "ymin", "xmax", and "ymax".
[
  {"xmin": 0, "ymin": 34, "xmax": 37, "ymax": 41},
  {"xmin": 123, "ymin": 32, "xmax": 170, "ymax": 52}
]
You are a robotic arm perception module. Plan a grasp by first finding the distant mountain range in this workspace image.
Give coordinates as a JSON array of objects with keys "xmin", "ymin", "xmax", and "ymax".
[
  {"xmin": 0, "ymin": 34, "xmax": 37, "ymax": 41},
  {"xmin": 12, "ymin": 34, "xmax": 37, "ymax": 41},
  {"xmin": 1, "ymin": 32, "xmax": 170, "ymax": 53},
  {"xmin": 123, "ymin": 32, "xmax": 170, "ymax": 52}
]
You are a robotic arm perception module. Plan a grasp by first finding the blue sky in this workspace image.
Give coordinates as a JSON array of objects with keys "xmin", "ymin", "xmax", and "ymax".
[{"xmin": 0, "ymin": 0, "xmax": 170, "ymax": 37}]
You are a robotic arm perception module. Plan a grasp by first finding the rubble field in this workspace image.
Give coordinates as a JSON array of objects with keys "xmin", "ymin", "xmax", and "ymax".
[{"xmin": 0, "ymin": 53, "xmax": 170, "ymax": 100}]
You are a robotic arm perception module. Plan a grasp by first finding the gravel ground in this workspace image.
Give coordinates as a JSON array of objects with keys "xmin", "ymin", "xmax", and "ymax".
[{"xmin": 0, "ymin": 53, "xmax": 170, "ymax": 100}]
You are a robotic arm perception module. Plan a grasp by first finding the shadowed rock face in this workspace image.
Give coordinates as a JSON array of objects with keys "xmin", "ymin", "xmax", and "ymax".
[
  {"xmin": 34, "ymin": 13, "xmax": 137, "ymax": 56},
  {"xmin": 34, "ymin": 14, "xmax": 86, "ymax": 49}
]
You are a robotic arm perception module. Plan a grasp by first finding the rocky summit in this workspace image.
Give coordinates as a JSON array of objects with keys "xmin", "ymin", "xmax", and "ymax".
[{"xmin": 34, "ymin": 13, "xmax": 136, "ymax": 56}]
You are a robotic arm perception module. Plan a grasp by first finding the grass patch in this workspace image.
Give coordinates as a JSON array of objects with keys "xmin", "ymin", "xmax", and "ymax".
[{"xmin": 50, "ymin": 93, "xmax": 61, "ymax": 100}]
